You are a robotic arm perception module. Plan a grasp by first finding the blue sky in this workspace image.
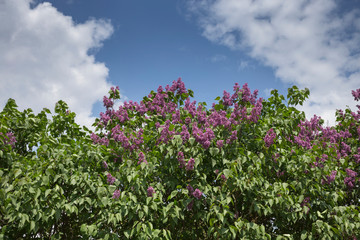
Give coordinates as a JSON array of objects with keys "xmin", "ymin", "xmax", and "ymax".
[{"xmin": 1, "ymin": 0, "xmax": 360, "ymax": 126}]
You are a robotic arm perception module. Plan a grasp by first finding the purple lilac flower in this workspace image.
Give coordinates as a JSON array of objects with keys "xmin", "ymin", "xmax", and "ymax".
[
  {"xmin": 100, "ymin": 112, "xmax": 111, "ymax": 126},
  {"xmin": 344, "ymin": 177, "xmax": 355, "ymax": 189},
  {"xmin": 321, "ymin": 171, "xmax": 337, "ymax": 185},
  {"xmin": 147, "ymin": 186, "xmax": 155, "ymax": 197},
  {"xmin": 222, "ymin": 90, "xmax": 232, "ymax": 106},
  {"xmin": 216, "ymin": 140, "xmax": 224, "ymax": 149},
  {"xmin": 341, "ymin": 142, "xmax": 351, "ymax": 157},
  {"xmin": 346, "ymin": 169, "xmax": 358, "ymax": 178},
  {"xmin": 2, "ymin": 132, "xmax": 16, "ymax": 147},
  {"xmin": 186, "ymin": 200, "xmax": 194, "ymax": 211},
  {"xmin": 137, "ymin": 152, "xmax": 147, "ymax": 165},
  {"xmin": 352, "ymin": 88, "xmax": 360, "ymax": 101},
  {"xmin": 203, "ymin": 140, "xmax": 211, "ymax": 149},
  {"xmin": 344, "ymin": 169, "xmax": 358, "ymax": 189},
  {"xmin": 187, "ymin": 184, "xmax": 194, "ymax": 194},
  {"xmin": 107, "ymin": 173, "xmax": 116, "ymax": 185},
  {"xmin": 186, "ymin": 158, "xmax": 195, "ymax": 171},
  {"xmin": 264, "ymin": 128, "xmax": 276, "ymax": 147},
  {"xmin": 112, "ymin": 189, "xmax": 121, "ymax": 199},
  {"xmin": 180, "ymin": 125, "xmax": 190, "ymax": 142},
  {"xmin": 90, "ymin": 133, "xmax": 109, "ymax": 146},
  {"xmin": 177, "ymin": 152, "xmax": 186, "ymax": 168},
  {"xmin": 221, "ymin": 174, "xmax": 227, "ymax": 181},
  {"xmin": 103, "ymin": 96, "xmax": 114, "ymax": 109},
  {"xmin": 192, "ymin": 189, "xmax": 203, "ymax": 199}
]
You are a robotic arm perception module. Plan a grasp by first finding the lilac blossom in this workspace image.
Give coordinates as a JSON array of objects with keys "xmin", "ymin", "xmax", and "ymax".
[
  {"xmin": 147, "ymin": 186, "xmax": 155, "ymax": 197},
  {"xmin": 186, "ymin": 200, "xmax": 194, "ymax": 211},
  {"xmin": 180, "ymin": 125, "xmax": 190, "ymax": 143},
  {"xmin": 177, "ymin": 151, "xmax": 186, "ymax": 168},
  {"xmin": 107, "ymin": 173, "xmax": 116, "ymax": 185},
  {"xmin": 264, "ymin": 128, "xmax": 276, "ymax": 147},
  {"xmin": 346, "ymin": 168, "xmax": 358, "ymax": 178},
  {"xmin": 137, "ymin": 152, "xmax": 147, "ymax": 165},
  {"xmin": 192, "ymin": 189, "xmax": 203, "ymax": 199},
  {"xmin": 112, "ymin": 189, "xmax": 121, "ymax": 199},
  {"xmin": 186, "ymin": 184, "xmax": 194, "ymax": 194},
  {"xmin": 216, "ymin": 140, "xmax": 224, "ymax": 149},
  {"xmin": 186, "ymin": 158, "xmax": 195, "ymax": 171},
  {"xmin": 103, "ymin": 96, "xmax": 114, "ymax": 109},
  {"xmin": 321, "ymin": 171, "xmax": 337, "ymax": 185},
  {"xmin": 1, "ymin": 132, "xmax": 16, "ymax": 147},
  {"xmin": 344, "ymin": 169, "xmax": 358, "ymax": 189},
  {"xmin": 352, "ymin": 88, "xmax": 360, "ymax": 101}
]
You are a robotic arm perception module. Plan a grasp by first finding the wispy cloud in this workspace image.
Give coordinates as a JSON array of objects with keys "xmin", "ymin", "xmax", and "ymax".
[
  {"xmin": 0, "ymin": 0, "xmax": 114, "ymax": 127},
  {"xmin": 210, "ymin": 54, "xmax": 227, "ymax": 62},
  {"xmin": 187, "ymin": 0, "xmax": 360, "ymax": 124},
  {"xmin": 238, "ymin": 60, "xmax": 250, "ymax": 70}
]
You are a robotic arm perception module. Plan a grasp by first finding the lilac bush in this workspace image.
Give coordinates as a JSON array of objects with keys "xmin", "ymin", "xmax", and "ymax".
[{"xmin": 2, "ymin": 81, "xmax": 359, "ymax": 239}]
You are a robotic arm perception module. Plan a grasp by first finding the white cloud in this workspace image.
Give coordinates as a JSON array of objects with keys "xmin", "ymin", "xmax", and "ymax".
[
  {"xmin": 238, "ymin": 60, "xmax": 249, "ymax": 70},
  {"xmin": 210, "ymin": 54, "xmax": 227, "ymax": 62},
  {"xmin": 0, "ymin": 0, "xmax": 114, "ymax": 127},
  {"xmin": 187, "ymin": 0, "xmax": 360, "ymax": 124}
]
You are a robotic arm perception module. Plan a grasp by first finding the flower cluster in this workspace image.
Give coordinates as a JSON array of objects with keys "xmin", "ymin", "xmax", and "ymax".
[
  {"xmin": 264, "ymin": 128, "xmax": 276, "ymax": 147},
  {"xmin": 107, "ymin": 173, "xmax": 116, "ymax": 185},
  {"xmin": 177, "ymin": 151, "xmax": 186, "ymax": 168},
  {"xmin": 112, "ymin": 189, "xmax": 121, "ymax": 199},
  {"xmin": 192, "ymin": 189, "xmax": 203, "ymax": 199},
  {"xmin": 321, "ymin": 171, "xmax": 337, "ymax": 185},
  {"xmin": 90, "ymin": 133, "xmax": 109, "ymax": 146},
  {"xmin": 137, "ymin": 152, "xmax": 147, "ymax": 165},
  {"xmin": 186, "ymin": 158, "xmax": 195, "ymax": 171},
  {"xmin": 344, "ymin": 169, "xmax": 358, "ymax": 189},
  {"xmin": 147, "ymin": 186, "xmax": 155, "ymax": 197},
  {"xmin": 103, "ymin": 96, "xmax": 114, "ymax": 109},
  {"xmin": 352, "ymin": 88, "xmax": 360, "ymax": 101},
  {"xmin": 1, "ymin": 132, "xmax": 16, "ymax": 147}
]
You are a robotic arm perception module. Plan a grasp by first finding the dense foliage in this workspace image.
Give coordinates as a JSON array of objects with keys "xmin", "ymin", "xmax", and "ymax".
[{"xmin": 1, "ymin": 79, "xmax": 359, "ymax": 239}]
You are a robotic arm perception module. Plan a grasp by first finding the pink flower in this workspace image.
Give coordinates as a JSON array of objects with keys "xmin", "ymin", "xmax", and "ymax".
[
  {"xmin": 352, "ymin": 88, "xmax": 360, "ymax": 101},
  {"xmin": 187, "ymin": 184, "xmax": 194, "ymax": 193},
  {"xmin": 107, "ymin": 173, "xmax": 116, "ymax": 185},
  {"xmin": 147, "ymin": 186, "xmax": 155, "ymax": 197},
  {"xmin": 186, "ymin": 158, "xmax": 195, "ymax": 171},
  {"xmin": 264, "ymin": 128, "xmax": 276, "ymax": 147},
  {"xmin": 216, "ymin": 140, "xmax": 224, "ymax": 149},
  {"xmin": 192, "ymin": 189, "xmax": 203, "ymax": 199},
  {"xmin": 112, "ymin": 189, "xmax": 121, "ymax": 199},
  {"xmin": 177, "ymin": 152, "xmax": 186, "ymax": 168},
  {"xmin": 137, "ymin": 152, "xmax": 147, "ymax": 165},
  {"xmin": 187, "ymin": 200, "xmax": 194, "ymax": 211}
]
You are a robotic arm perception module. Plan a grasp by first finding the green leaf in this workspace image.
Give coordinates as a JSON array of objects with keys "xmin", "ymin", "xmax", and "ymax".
[
  {"xmin": 168, "ymin": 190, "xmax": 178, "ymax": 200},
  {"xmin": 30, "ymin": 221, "xmax": 35, "ymax": 232},
  {"xmin": 209, "ymin": 147, "xmax": 219, "ymax": 156}
]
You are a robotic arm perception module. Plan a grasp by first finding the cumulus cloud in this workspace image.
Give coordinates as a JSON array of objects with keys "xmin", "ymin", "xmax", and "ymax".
[
  {"xmin": 187, "ymin": 0, "xmax": 360, "ymax": 124},
  {"xmin": 0, "ymin": 0, "xmax": 114, "ymax": 127}
]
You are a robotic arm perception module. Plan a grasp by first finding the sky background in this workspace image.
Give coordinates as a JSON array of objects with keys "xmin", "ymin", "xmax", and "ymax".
[{"xmin": 1, "ymin": 0, "xmax": 360, "ymax": 127}]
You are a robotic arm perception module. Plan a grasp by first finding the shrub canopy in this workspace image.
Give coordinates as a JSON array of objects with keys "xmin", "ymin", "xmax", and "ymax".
[{"xmin": 1, "ymin": 79, "xmax": 359, "ymax": 239}]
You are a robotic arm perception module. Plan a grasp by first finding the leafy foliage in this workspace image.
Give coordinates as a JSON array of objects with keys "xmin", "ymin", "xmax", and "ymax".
[{"xmin": 1, "ymin": 79, "xmax": 359, "ymax": 239}]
